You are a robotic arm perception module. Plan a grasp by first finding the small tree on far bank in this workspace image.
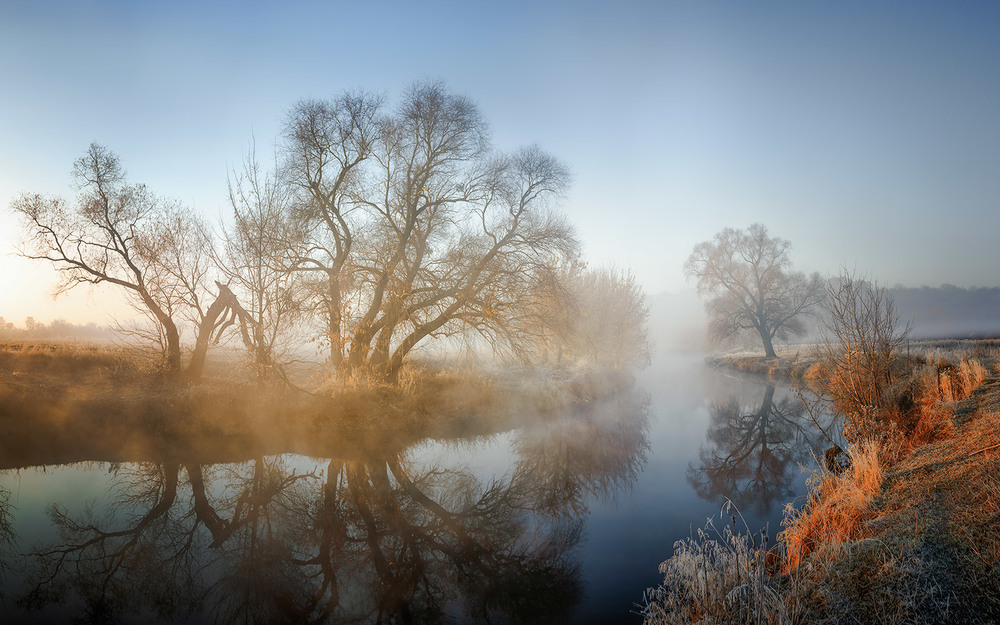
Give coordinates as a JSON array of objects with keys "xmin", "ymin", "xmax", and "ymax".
[
  {"xmin": 525, "ymin": 262, "xmax": 651, "ymax": 370},
  {"xmin": 819, "ymin": 271, "xmax": 912, "ymax": 421},
  {"xmin": 569, "ymin": 266, "xmax": 651, "ymax": 369},
  {"xmin": 684, "ymin": 223, "xmax": 824, "ymax": 358}
]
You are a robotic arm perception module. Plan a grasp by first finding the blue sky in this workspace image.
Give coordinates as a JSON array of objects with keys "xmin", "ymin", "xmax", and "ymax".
[{"xmin": 3, "ymin": 1, "xmax": 1000, "ymax": 324}]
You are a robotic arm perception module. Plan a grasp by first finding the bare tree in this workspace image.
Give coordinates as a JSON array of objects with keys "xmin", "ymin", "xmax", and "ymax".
[
  {"xmin": 555, "ymin": 265, "xmax": 651, "ymax": 369},
  {"xmin": 282, "ymin": 91, "xmax": 383, "ymax": 369},
  {"xmin": 283, "ymin": 82, "xmax": 579, "ymax": 381},
  {"xmin": 11, "ymin": 144, "xmax": 245, "ymax": 380},
  {"xmin": 818, "ymin": 271, "xmax": 912, "ymax": 420},
  {"xmin": 684, "ymin": 223, "xmax": 824, "ymax": 358},
  {"xmin": 219, "ymin": 141, "xmax": 305, "ymax": 379}
]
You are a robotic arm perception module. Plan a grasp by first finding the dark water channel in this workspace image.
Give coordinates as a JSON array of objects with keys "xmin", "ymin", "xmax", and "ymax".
[{"xmin": 0, "ymin": 352, "xmax": 828, "ymax": 624}]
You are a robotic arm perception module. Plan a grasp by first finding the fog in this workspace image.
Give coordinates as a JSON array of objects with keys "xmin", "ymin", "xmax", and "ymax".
[{"xmin": 891, "ymin": 285, "xmax": 1000, "ymax": 339}]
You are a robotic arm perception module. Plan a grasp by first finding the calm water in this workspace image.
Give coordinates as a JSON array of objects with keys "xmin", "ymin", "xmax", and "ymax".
[{"xmin": 0, "ymin": 351, "xmax": 827, "ymax": 624}]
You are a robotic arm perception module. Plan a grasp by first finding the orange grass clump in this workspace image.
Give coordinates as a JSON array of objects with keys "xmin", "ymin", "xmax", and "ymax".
[
  {"xmin": 781, "ymin": 439, "xmax": 884, "ymax": 573},
  {"xmin": 909, "ymin": 358, "xmax": 987, "ymax": 445}
]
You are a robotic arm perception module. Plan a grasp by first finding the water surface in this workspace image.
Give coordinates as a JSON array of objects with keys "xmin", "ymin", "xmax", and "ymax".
[{"xmin": 0, "ymin": 352, "xmax": 827, "ymax": 624}]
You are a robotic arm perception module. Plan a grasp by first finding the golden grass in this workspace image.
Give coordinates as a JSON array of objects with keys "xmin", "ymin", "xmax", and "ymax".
[
  {"xmin": 0, "ymin": 341, "xmax": 634, "ymax": 469},
  {"xmin": 646, "ymin": 378, "xmax": 1000, "ymax": 623},
  {"xmin": 780, "ymin": 439, "xmax": 884, "ymax": 574},
  {"xmin": 781, "ymin": 354, "xmax": 991, "ymax": 572}
]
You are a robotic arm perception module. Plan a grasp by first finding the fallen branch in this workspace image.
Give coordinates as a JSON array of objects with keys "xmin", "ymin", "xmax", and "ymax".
[{"xmin": 969, "ymin": 442, "xmax": 1000, "ymax": 457}]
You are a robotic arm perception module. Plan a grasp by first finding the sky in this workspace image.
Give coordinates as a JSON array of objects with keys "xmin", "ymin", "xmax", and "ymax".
[{"xmin": 2, "ymin": 1, "xmax": 1000, "ymax": 325}]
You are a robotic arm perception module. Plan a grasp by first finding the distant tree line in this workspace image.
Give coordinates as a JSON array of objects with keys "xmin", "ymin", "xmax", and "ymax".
[
  {"xmin": 684, "ymin": 223, "xmax": 1000, "ymax": 357},
  {"xmin": 10, "ymin": 82, "xmax": 650, "ymax": 383},
  {"xmin": 890, "ymin": 284, "xmax": 1000, "ymax": 338},
  {"xmin": 0, "ymin": 317, "xmax": 111, "ymax": 342}
]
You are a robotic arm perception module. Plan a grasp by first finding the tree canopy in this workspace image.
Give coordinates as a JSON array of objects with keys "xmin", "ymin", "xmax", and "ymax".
[
  {"xmin": 281, "ymin": 82, "xmax": 581, "ymax": 380},
  {"xmin": 684, "ymin": 223, "xmax": 824, "ymax": 357},
  {"xmin": 10, "ymin": 82, "xmax": 652, "ymax": 383}
]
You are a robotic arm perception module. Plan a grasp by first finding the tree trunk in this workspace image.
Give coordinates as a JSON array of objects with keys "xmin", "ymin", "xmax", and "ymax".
[
  {"xmin": 164, "ymin": 324, "xmax": 182, "ymax": 375},
  {"xmin": 346, "ymin": 324, "xmax": 374, "ymax": 371},
  {"xmin": 369, "ymin": 299, "xmax": 404, "ymax": 370},
  {"xmin": 759, "ymin": 326, "xmax": 777, "ymax": 358},
  {"xmin": 185, "ymin": 287, "xmax": 238, "ymax": 382},
  {"xmin": 382, "ymin": 300, "xmax": 464, "ymax": 382},
  {"xmin": 138, "ymin": 289, "xmax": 182, "ymax": 376},
  {"xmin": 327, "ymin": 275, "xmax": 344, "ymax": 370}
]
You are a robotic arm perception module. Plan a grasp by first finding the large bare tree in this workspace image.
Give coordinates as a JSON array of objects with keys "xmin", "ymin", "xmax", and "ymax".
[
  {"xmin": 282, "ymin": 91, "xmax": 382, "ymax": 369},
  {"xmin": 684, "ymin": 223, "xmax": 824, "ymax": 358},
  {"xmin": 283, "ymin": 82, "xmax": 579, "ymax": 380},
  {"xmin": 11, "ymin": 143, "xmax": 246, "ymax": 380}
]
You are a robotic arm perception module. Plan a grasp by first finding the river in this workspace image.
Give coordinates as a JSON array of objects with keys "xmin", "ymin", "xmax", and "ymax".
[{"xmin": 0, "ymin": 350, "xmax": 828, "ymax": 624}]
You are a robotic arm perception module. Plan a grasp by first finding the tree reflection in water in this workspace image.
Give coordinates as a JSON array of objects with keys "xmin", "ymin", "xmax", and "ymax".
[
  {"xmin": 687, "ymin": 384, "xmax": 825, "ymax": 517},
  {"xmin": 0, "ymin": 485, "xmax": 13, "ymax": 592},
  {"xmin": 512, "ymin": 390, "xmax": 651, "ymax": 517},
  {"xmin": 13, "ymin": 390, "xmax": 650, "ymax": 624}
]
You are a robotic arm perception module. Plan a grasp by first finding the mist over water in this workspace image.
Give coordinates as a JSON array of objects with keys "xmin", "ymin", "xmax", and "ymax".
[{"xmin": 0, "ymin": 351, "xmax": 828, "ymax": 624}]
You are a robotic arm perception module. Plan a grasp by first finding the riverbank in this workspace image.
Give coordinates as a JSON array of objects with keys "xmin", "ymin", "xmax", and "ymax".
[
  {"xmin": 708, "ymin": 338, "xmax": 1000, "ymax": 381},
  {"xmin": 0, "ymin": 341, "xmax": 633, "ymax": 469},
  {"xmin": 644, "ymin": 341, "xmax": 1000, "ymax": 624},
  {"xmin": 796, "ymin": 375, "xmax": 1000, "ymax": 623},
  {"xmin": 707, "ymin": 350, "xmax": 816, "ymax": 380}
]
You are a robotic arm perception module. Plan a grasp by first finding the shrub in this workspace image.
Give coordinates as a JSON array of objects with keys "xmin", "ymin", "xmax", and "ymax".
[
  {"xmin": 640, "ymin": 502, "xmax": 795, "ymax": 625},
  {"xmin": 818, "ymin": 273, "xmax": 911, "ymax": 421}
]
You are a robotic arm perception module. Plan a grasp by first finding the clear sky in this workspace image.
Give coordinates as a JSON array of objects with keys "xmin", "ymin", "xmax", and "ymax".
[{"xmin": 3, "ymin": 1, "xmax": 1000, "ymax": 325}]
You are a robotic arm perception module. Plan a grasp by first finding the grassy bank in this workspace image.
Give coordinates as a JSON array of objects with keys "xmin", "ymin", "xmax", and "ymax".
[
  {"xmin": 0, "ymin": 341, "xmax": 634, "ymax": 469},
  {"xmin": 708, "ymin": 339, "xmax": 1000, "ymax": 380},
  {"xmin": 707, "ymin": 349, "xmax": 817, "ymax": 380},
  {"xmin": 643, "ymin": 341, "xmax": 1000, "ymax": 624}
]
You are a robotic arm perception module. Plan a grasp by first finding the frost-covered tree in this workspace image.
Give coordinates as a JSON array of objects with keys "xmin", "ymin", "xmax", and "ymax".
[{"xmin": 685, "ymin": 223, "xmax": 824, "ymax": 357}]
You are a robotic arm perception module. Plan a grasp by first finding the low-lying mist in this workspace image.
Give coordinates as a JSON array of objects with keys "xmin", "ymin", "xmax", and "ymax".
[{"xmin": 646, "ymin": 284, "xmax": 1000, "ymax": 356}]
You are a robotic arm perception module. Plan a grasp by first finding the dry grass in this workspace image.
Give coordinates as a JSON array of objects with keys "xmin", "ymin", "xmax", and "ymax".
[
  {"xmin": 640, "ymin": 503, "xmax": 797, "ymax": 625},
  {"xmin": 802, "ymin": 378, "xmax": 1000, "ymax": 624},
  {"xmin": 902, "ymin": 358, "xmax": 986, "ymax": 446},
  {"xmin": 646, "ymin": 381, "xmax": 1000, "ymax": 623},
  {"xmin": 780, "ymin": 440, "xmax": 884, "ymax": 573},
  {"xmin": 0, "ymin": 341, "xmax": 634, "ymax": 469},
  {"xmin": 802, "ymin": 348, "xmax": 990, "ymax": 454}
]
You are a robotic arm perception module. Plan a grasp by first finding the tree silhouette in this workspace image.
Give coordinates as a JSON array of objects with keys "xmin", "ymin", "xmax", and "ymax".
[
  {"xmin": 283, "ymin": 82, "xmax": 578, "ymax": 380},
  {"xmin": 685, "ymin": 223, "xmax": 824, "ymax": 357},
  {"xmin": 11, "ymin": 144, "xmax": 253, "ymax": 380}
]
